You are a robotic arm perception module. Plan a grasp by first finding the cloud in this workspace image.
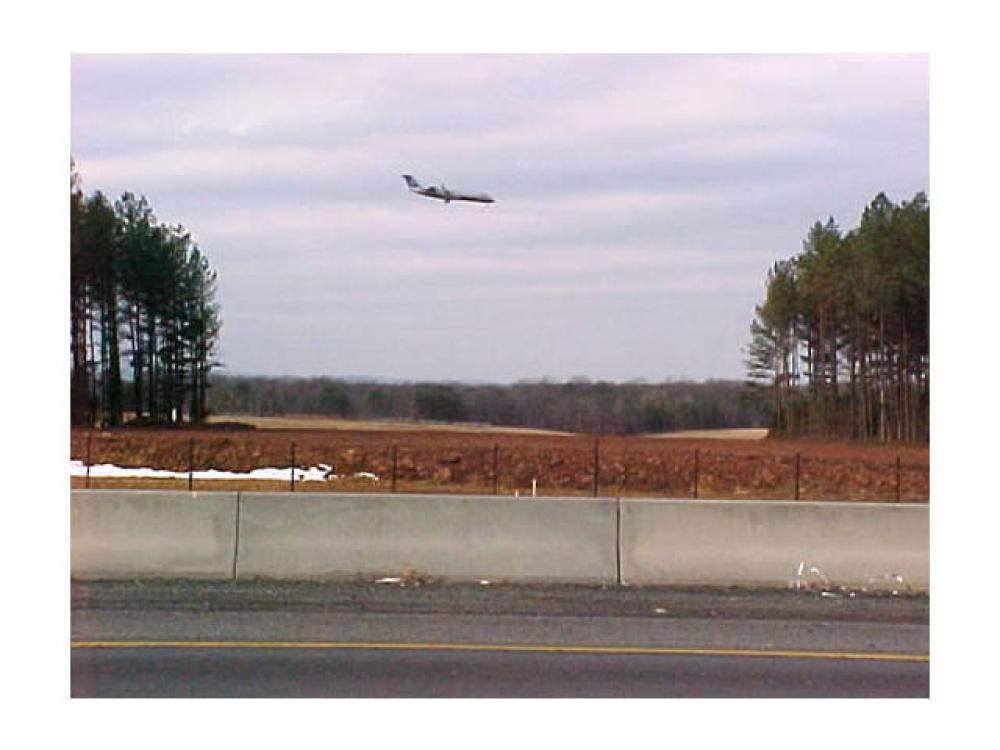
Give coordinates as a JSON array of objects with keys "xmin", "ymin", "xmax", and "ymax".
[
  {"xmin": 75, "ymin": 54, "xmax": 924, "ymax": 181},
  {"xmin": 71, "ymin": 54, "xmax": 928, "ymax": 381}
]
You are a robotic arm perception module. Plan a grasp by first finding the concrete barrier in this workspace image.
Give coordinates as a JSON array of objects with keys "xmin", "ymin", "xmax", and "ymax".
[
  {"xmin": 620, "ymin": 498, "xmax": 929, "ymax": 591},
  {"xmin": 235, "ymin": 492, "xmax": 618, "ymax": 583},
  {"xmin": 71, "ymin": 490, "xmax": 238, "ymax": 579},
  {"xmin": 69, "ymin": 490, "xmax": 929, "ymax": 591}
]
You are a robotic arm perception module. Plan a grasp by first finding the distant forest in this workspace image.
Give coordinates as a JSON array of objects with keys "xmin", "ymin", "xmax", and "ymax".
[
  {"xmin": 745, "ymin": 191, "xmax": 929, "ymax": 442},
  {"xmin": 70, "ymin": 161, "xmax": 222, "ymax": 427},
  {"xmin": 208, "ymin": 376, "xmax": 769, "ymax": 434}
]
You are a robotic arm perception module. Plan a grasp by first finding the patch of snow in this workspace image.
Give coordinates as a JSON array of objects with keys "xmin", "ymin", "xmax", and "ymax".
[{"xmin": 69, "ymin": 459, "xmax": 334, "ymax": 483}]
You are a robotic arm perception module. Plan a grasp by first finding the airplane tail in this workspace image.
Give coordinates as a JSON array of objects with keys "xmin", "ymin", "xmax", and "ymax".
[{"xmin": 401, "ymin": 174, "xmax": 421, "ymax": 189}]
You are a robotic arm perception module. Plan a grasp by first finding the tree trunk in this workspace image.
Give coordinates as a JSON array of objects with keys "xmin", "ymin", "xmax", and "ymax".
[{"xmin": 105, "ymin": 295, "xmax": 122, "ymax": 426}]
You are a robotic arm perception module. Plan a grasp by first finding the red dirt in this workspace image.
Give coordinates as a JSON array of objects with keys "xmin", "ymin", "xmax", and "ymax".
[{"xmin": 70, "ymin": 425, "xmax": 929, "ymax": 502}]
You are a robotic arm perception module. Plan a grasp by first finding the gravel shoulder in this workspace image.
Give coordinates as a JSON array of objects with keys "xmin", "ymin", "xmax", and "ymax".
[{"xmin": 71, "ymin": 578, "xmax": 928, "ymax": 623}]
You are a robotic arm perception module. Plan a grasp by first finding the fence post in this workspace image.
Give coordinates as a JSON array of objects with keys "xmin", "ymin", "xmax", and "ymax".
[
  {"xmin": 188, "ymin": 438, "xmax": 195, "ymax": 492},
  {"xmin": 85, "ymin": 430, "xmax": 92, "ymax": 489},
  {"xmin": 693, "ymin": 449, "xmax": 699, "ymax": 499},
  {"xmin": 290, "ymin": 441, "xmax": 296, "ymax": 492},
  {"xmin": 663, "ymin": 451, "xmax": 668, "ymax": 498},
  {"xmin": 592, "ymin": 438, "xmax": 600, "ymax": 497},
  {"xmin": 391, "ymin": 443, "xmax": 398, "ymax": 493},
  {"xmin": 492, "ymin": 443, "xmax": 499, "ymax": 495},
  {"xmin": 896, "ymin": 456, "xmax": 903, "ymax": 503},
  {"xmin": 794, "ymin": 452, "xmax": 801, "ymax": 501}
]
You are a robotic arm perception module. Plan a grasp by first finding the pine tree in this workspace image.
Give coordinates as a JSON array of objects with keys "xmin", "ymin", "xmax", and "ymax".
[
  {"xmin": 746, "ymin": 192, "xmax": 928, "ymax": 442},
  {"xmin": 71, "ymin": 163, "xmax": 222, "ymax": 426}
]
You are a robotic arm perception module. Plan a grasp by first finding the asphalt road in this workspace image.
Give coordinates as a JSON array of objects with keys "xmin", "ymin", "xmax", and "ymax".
[{"xmin": 71, "ymin": 580, "xmax": 929, "ymax": 698}]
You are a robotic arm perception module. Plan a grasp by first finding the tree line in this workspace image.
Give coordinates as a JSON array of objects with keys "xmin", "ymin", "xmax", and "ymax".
[
  {"xmin": 71, "ymin": 161, "xmax": 221, "ymax": 427},
  {"xmin": 208, "ymin": 375, "xmax": 769, "ymax": 434},
  {"xmin": 745, "ymin": 191, "xmax": 929, "ymax": 442}
]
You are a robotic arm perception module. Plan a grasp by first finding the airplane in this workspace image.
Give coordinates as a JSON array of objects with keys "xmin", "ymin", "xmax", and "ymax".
[{"xmin": 402, "ymin": 174, "xmax": 495, "ymax": 204}]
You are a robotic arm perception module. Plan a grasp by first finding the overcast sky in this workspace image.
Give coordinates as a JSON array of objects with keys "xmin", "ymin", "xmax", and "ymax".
[{"xmin": 70, "ymin": 54, "xmax": 928, "ymax": 383}]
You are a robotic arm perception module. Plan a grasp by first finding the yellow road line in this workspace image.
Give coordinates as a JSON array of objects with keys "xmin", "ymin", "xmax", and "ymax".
[{"xmin": 70, "ymin": 640, "xmax": 928, "ymax": 663}]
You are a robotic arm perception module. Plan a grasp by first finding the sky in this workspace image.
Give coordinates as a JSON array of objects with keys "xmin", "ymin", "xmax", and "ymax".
[
  {"xmin": 7, "ymin": 3, "xmax": 998, "ymax": 740},
  {"xmin": 70, "ymin": 53, "xmax": 929, "ymax": 383}
]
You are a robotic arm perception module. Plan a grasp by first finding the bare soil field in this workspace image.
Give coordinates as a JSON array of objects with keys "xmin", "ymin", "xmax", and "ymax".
[{"xmin": 70, "ymin": 420, "xmax": 929, "ymax": 502}]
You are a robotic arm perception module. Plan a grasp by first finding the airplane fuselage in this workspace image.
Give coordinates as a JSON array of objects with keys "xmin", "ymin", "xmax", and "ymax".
[{"xmin": 402, "ymin": 174, "xmax": 494, "ymax": 203}]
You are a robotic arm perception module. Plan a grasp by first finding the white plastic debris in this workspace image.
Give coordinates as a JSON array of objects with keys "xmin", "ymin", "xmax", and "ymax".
[
  {"xmin": 654, "ymin": 607, "xmax": 667, "ymax": 614},
  {"xmin": 375, "ymin": 577, "xmax": 402, "ymax": 584},
  {"xmin": 479, "ymin": 580, "xmax": 492, "ymax": 586},
  {"xmin": 866, "ymin": 572, "xmax": 910, "ymax": 594},
  {"xmin": 790, "ymin": 561, "xmax": 833, "ymax": 591}
]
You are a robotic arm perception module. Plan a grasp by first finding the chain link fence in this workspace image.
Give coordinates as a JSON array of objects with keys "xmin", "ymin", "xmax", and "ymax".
[{"xmin": 72, "ymin": 431, "xmax": 930, "ymax": 503}]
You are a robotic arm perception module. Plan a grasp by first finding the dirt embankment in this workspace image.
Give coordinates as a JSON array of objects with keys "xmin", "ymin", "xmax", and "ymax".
[{"xmin": 70, "ymin": 423, "xmax": 929, "ymax": 502}]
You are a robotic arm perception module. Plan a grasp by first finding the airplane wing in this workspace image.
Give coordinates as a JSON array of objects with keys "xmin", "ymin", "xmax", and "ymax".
[
  {"xmin": 449, "ymin": 189, "xmax": 495, "ymax": 203},
  {"xmin": 423, "ymin": 186, "xmax": 448, "ymax": 200}
]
